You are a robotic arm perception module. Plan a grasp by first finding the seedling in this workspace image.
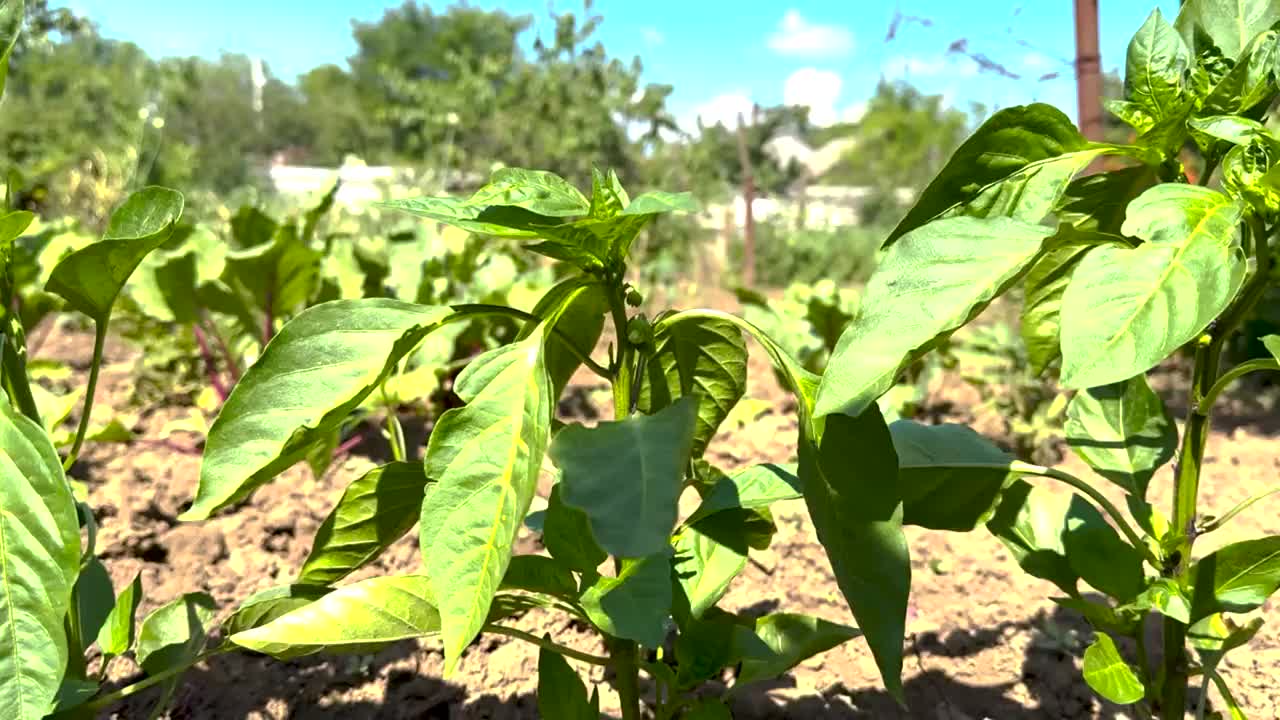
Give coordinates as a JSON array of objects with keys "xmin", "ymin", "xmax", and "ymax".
[{"xmin": 815, "ymin": 2, "xmax": 1280, "ymax": 716}]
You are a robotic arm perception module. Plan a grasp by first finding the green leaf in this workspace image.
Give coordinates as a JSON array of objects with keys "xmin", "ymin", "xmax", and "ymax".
[
  {"xmin": 1175, "ymin": 0, "xmax": 1280, "ymax": 60},
  {"xmin": 622, "ymin": 191, "xmax": 698, "ymax": 216},
  {"xmin": 798, "ymin": 407, "xmax": 908, "ymax": 701},
  {"xmin": 501, "ymin": 555, "xmax": 577, "ymax": 599},
  {"xmin": 0, "ymin": 394, "xmax": 80, "ymax": 720},
  {"xmin": 1082, "ymin": 633, "xmax": 1145, "ymax": 704},
  {"xmin": 887, "ymin": 103, "xmax": 1089, "ymax": 243},
  {"xmin": 96, "ymin": 572, "xmax": 142, "ymax": 658},
  {"xmin": 1191, "ymin": 536, "xmax": 1280, "ymax": 621},
  {"xmin": 639, "ymin": 316, "xmax": 747, "ymax": 458},
  {"xmin": 186, "ymin": 299, "xmax": 452, "ymax": 519},
  {"xmin": 224, "ymin": 584, "xmax": 330, "ymax": 636},
  {"xmin": 684, "ymin": 463, "xmax": 801, "ymax": 527},
  {"xmin": 1060, "ymin": 185, "xmax": 1246, "ymax": 388},
  {"xmin": 1189, "ymin": 115, "xmax": 1271, "ymax": 147},
  {"xmin": 468, "ymin": 167, "xmax": 590, "ymax": 217},
  {"xmin": 520, "ymin": 275, "xmax": 607, "ymax": 396},
  {"xmin": 986, "ymin": 480, "xmax": 1079, "ymax": 595},
  {"xmin": 1201, "ymin": 30, "xmax": 1280, "ymax": 115},
  {"xmin": 297, "ymin": 461, "xmax": 429, "ymax": 586},
  {"xmin": 1059, "ymin": 166, "xmax": 1160, "ymax": 234},
  {"xmin": 580, "ymin": 551, "xmax": 673, "ymax": 648},
  {"xmin": 672, "ymin": 523, "xmax": 747, "ymax": 619},
  {"xmin": 552, "ymin": 398, "xmax": 698, "ymax": 558},
  {"xmin": 588, "ymin": 167, "xmax": 628, "ymax": 218},
  {"xmin": 537, "ymin": 642, "xmax": 598, "ymax": 720},
  {"xmin": 73, "ymin": 557, "xmax": 114, "ymax": 653},
  {"xmin": 1065, "ymin": 375, "xmax": 1177, "ymax": 497},
  {"xmin": 0, "ymin": 0, "xmax": 22, "ymax": 100},
  {"xmin": 231, "ymin": 575, "xmax": 440, "ymax": 660},
  {"xmin": 136, "ymin": 593, "xmax": 216, "ymax": 674},
  {"xmin": 1263, "ymin": 334, "xmax": 1280, "ymax": 361},
  {"xmin": 1125, "ymin": 578, "xmax": 1192, "ymax": 623},
  {"xmin": 1062, "ymin": 496, "xmax": 1146, "ymax": 602},
  {"xmin": 735, "ymin": 613, "xmax": 862, "ymax": 688},
  {"xmin": 890, "ymin": 421, "xmax": 1014, "ymax": 531},
  {"xmin": 222, "ymin": 224, "xmax": 322, "ymax": 321},
  {"xmin": 380, "ymin": 196, "xmax": 545, "ymax": 238},
  {"xmin": 816, "ymin": 216, "xmax": 1053, "ymax": 419},
  {"xmin": 541, "ymin": 484, "xmax": 607, "ymax": 574},
  {"xmin": 46, "ymin": 187, "xmax": 184, "ymax": 323},
  {"xmin": 1021, "ymin": 241, "xmax": 1095, "ymax": 374},
  {"xmin": 418, "ymin": 329, "xmax": 553, "ymax": 674},
  {"xmin": 1125, "ymin": 9, "xmax": 1193, "ymax": 123}
]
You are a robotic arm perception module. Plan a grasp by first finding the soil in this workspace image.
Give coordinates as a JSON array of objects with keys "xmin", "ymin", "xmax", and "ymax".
[{"xmin": 35, "ymin": 301, "xmax": 1280, "ymax": 720}]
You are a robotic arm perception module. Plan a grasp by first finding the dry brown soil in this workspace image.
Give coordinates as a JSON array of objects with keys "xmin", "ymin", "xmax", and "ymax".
[{"xmin": 37, "ymin": 309, "xmax": 1280, "ymax": 720}]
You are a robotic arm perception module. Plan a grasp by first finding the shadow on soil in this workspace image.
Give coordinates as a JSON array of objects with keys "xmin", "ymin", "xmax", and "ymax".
[{"xmin": 101, "ymin": 602, "xmax": 1190, "ymax": 720}]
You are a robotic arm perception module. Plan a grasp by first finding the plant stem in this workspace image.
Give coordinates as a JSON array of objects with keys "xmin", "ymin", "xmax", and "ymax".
[
  {"xmin": 52, "ymin": 648, "xmax": 227, "ymax": 718},
  {"xmin": 191, "ymin": 323, "xmax": 229, "ymax": 403},
  {"xmin": 1197, "ymin": 359, "xmax": 1280, "ymax": 413},
  {"xmin": 601, "ymin": 271, "xmax": 643, "ymax": 720},
  {"xmin": 202, "ymin": 310, "xmax": 240, "ymax": 382},
  {"xmin": 1006, "ymin": 461, "xmax": 1159, "ymax": 566},
  {"xmin": 63, "ymin": 320, "xmax": 108, "ymax": 470},
  {"xmin": 483, "ymin": 625, "xmax": 612, "ymax": 666}
]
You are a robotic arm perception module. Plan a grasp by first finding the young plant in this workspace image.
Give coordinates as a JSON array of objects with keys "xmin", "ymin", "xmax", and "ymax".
[
  {"xmin": 172, "ymin": 166, "xmax": 914, "ymax": 718},
  {"xmin": 814, "ymin": 2, "xmax": 1280, "ymax": 717}
]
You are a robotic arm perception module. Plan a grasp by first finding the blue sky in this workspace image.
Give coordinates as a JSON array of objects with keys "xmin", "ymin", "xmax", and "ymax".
[{"xmin": 72, "ymin": 1, "xmax": 1181, "ymax": 130}]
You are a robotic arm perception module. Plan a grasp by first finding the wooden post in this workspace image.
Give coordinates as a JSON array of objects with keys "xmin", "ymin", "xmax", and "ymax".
[
  {"xmin": 1074, "ymin": 0, "xmax": 1103, "ymax": 142},
  {"xmin": 735, "ymin": 109, "xmax": 757, "ymax": 288}
]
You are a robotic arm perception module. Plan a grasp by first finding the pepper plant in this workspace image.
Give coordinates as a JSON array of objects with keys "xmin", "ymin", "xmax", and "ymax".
[{"xmin": 814, "ymin": 1, "xmax": 1280, "ymax": 717}]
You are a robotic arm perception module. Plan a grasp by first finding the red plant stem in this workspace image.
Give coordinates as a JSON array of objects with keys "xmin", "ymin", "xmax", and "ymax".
[
  {"xmin": 191, "ymin": 323, "xmax": 229, "ymax": 403},
  {"xmin": 201, "ymin": 310, "xmax": 240, "ymax": 382},
  {"xmin": 332, "ymin": 433, "xmax": 363, "ymax": 458}
]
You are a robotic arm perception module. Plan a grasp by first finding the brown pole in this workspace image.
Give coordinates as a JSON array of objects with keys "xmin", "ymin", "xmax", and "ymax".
[
  {"xmin": 1074, "ymin": 0, "xmax": 1103, "ymax": 141},
  {"xmin": 735, "ymin": 109, "xmax": 757, "ymax": 288}
]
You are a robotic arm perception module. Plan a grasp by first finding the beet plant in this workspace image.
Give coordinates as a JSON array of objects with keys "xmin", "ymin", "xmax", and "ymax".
[{"xmin": 815, "ymin": 1, "xmax": 1280, "ymax": 717}]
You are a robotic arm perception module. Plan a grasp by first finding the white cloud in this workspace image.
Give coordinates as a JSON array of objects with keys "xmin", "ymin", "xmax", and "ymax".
[
  {"xmin": 686, "ymin": 92, "xmax": 756, "ymax": 131},
  {"xmin": 641, "ymin": 27, "xmax": 665, "ymax": 46},
  {"xmin": 783, "ymin": 68, "xmax": 843, "ymax": 126},
  {"xmin": 1022, "ymin": 51, "xmax": 1047, "ymax": 69},
  {"xmin": 768, "ymin": 10, "xmax": 854, "ymax": 57}
]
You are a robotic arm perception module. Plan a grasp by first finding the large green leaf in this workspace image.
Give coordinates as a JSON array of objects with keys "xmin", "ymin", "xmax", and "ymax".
[
  {"xmin": 1082, "ymin": 633, "xmax": 1145, "ymax": 704},
  {"xmin": 1060, "ymin": 185, "xmax": 1246, "ymax": 389},
  {"xmin": 96, "ymin": 572, "xmax": 142, "ymax": 659},
  {"xmin": 1200, "ymin": 30, "xmax": 1280, "ymax": 115},
  {"xmin": 46, "ymin": 187, "xmax": 184, "ymax": 323},
  {"xmin": 186, "ymin": 299, "xmax": 452, "ymax": 519},
  {"xmin": 537, "ymin": 642, "xmax": 599, "ymax": 720},
  {"xmin": 73, "ymin": 557, "xmax": 114, "ymax": 653},
  {"xmin": 135, "ymin": 593, "xmax": 216, "ymax": 674},
  {"xmin": 887, "ymin": 104, "xmax": 1088, "ymax": 243},
  {"xmin": 552, "ymin": 398, "xmax": 697, "ymax": 558},
  {"xmin": 222, "ymin": 224, "xmax": 322, "ymax": 323},
  {"xmin": 815, "ymin": 216, "xmax": 1053, "ymax": 419},
  {"xmin": 1191, "ymin": 536, "xmax": 1280, "ymax": 621},
  {"xmin": 1062, "ymin": 496, "xmax": 1146, "ymax": 602},
  {"xmin": 798, "ymin": 407, "xmax": 908, "ymax": 701},
  {"xmin": 735, "ymin": 613, "xmax": 862, "ymax": 688},
  {"xmin": 1058, "ymin": 166, "xmax": 1160, "ymax": 235},
  {"xmin": 418, "ymin": 330, "xmax": 553, "ymax": 674},
  {"xmin": 639, "ymin": 316, "xmax": 748, "ymax": 458},
  {"xmin": 1125, "ymin": 9, "xmax": 1193, "ymax": 124},
  {"xmin": 231, "ymin": 575, "xmax": 441, "ymax": 660},
  {"xmin": 380, "ymin": 196, "xmax": 544, "ymax": 238},
  {"xmin": 985, "ymin": 480, "xmax": 1078, "ymax": 595},
  {"xmin": 519, "ymin": 275, "xmax": 607, "ymax": 396},
  {"xmin": 468, "ymin": 167, "xmax": 590, "ymax": 217},
  {"xmin": 541, "ymin": 484, "xmax": 607, "ymax": 574},
  {"xmin": 224, "ymin": 584, "xmax": 330, "ymax": 635},
  {"xmin": 0, "ymin": 0, "xmax": 21, "ymax": 99},
  {"xmin": 684, "ymin": 463, "xmax": 801, "ymax": 527},
  {"xmin": 579, "ymin": 551, "xmax": 673, "ymax": 648},
  {"xmin": 1065, "ymin": 375, "xmax": 1177, "ymax": 498},
  {"xmin": 1176, "ymin": 0, "xmax": 1280, "ymax": 60},
  {"xmin": 297, "ymin": 462, "xmax": 428, "ymax": 586},
  {"xmin": 890, "ymin": 421, "xmax": 1014, "ymax": 532},
  {"xmin": 1021, "ymin": 241, "xmax": 1095, "ymax": 375},
  {"xmin": 0, "ymin": 394, "xmax": 79, "ymax": 720},
  {"xmin": 672, "ymin": 523, "xmax": 747, "ymax": 619},
  {"xmin": 500, "ymin": 555, "xmax": 577, "ymax": 599}
]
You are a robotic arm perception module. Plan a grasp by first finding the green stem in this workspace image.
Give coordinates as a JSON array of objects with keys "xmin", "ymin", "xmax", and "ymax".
[
  {"xmin": 1198, "ymin": 359, "xmax": 1280, "ymax": 413},
  {"xmin": 63, "ymin": 320, "xmax": 108, "ymax": 470},
  {"xmin": 483, "ymin": 625, "xmax": 611, "ymax": 666},
  {"xmin": 610, "ymin": 636, "xmax": 643, "ymax": 720},
  {"xmin": 52, "ymin": 648, "xmax": 227, "ymax": 718},
  {"xmin": 1006, "ymin": 461, "xmax": 1158, "ymax": 566},
  {"xmin": 382, "ymin": 385, "xmax": 406, "ymax": 462}
]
